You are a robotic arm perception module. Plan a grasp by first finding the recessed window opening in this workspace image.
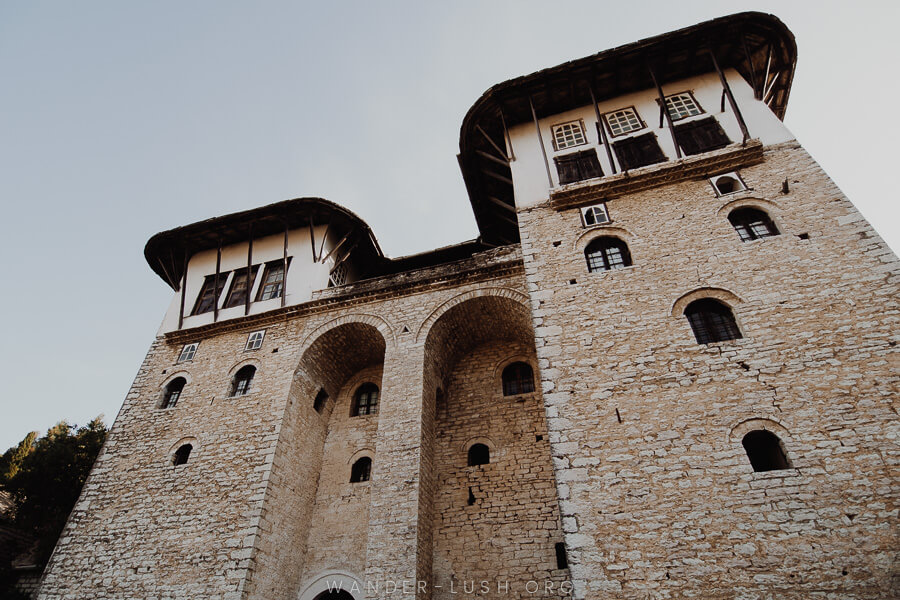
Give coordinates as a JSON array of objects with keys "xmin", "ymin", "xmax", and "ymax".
[
  {"xmin": 256, "ymin": 259, "xmax": 289, "ymax": 302},
  {"xmin": 313, "ymin": 388, "xmax": 328, "ymax": 413},
  {"xmin": 728, "ymin": 208, "xmax": 780, "ymax": 242},
  {"xmin": 585, "ymin": 237, "xmax": 632, "ymax": 272},
  {"xmin": 742, "ymin": 430, "xmax": 791, "ymax": 472},
  {"xmin": 245, "ymin": 330, "xmax": 265, "ymax": 351},
  {"xmin": 552, "ymin": 120, "xmax": 587, "ymax": 150},
  {"xmin": 710, "ymin": 173, "xmax": 746, "ymax": 196},
  {"xmin": 161, "ymin": 377, "xmax": 186, "ymax": 409},
  {"xmin": 352, "ymin": 383, "xmax": 379, "ymax": 417},
  {"xmin": 580, "ymin": 203, "xmax": 610, "ymax": 227},
  {"xmin": 231, "ymin": 365, "xmax": 256, "ymax": 397},
  {"xmin": 224, "ymin": 265, "xmax": 259, "ymax": 308},
  {"xmin": 555, "ymin": 542, "xmax": 569, "ymax": 569},
  {"xmin": 192, "ymin": 274, "xmax": 228, "ymax": 315},
  {"xmin": 467, "ymin": 443, "xmax": 490, "ymax": 466},
  {"xmin": 177, "ymin": 343, "xmax": 198, "ymax": 363},
  {"xmin": 502, "ymin": 362, "xmax": 535, "ymax": 396},
  {"xmin": 684, "ymin": 298, "xmax": 742, "ymax": 344},
  {"xmin": 173, "ymin": 444, "xmax": 192, "ymax": 466},
  {"xmin": 350, "ymin": 457, "xmax": 372, "ymax": 482}
]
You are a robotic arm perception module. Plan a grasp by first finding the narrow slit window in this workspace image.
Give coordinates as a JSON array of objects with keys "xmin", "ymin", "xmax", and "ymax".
[
  {"xmin": 231, "ymin": 365, "xmax": 256, "ymax": 397},
  {"xmin": 684, "ymin": 298, "xmax": 742, "ymax": 344},
  {"xmin": 555, "ymin": 542, "xmax": 569, "ymax": 569},
  {"xmin": 161, "ymin": 377, "xmax": 186, "ymax": 409},
  {"xmin": 728, "ymin": 208, "xmax": 779, "ymax": 241},
  {"xmin": 467, "ymin": 443, "xmax": 490, "ymax": 466},
  {"xmin": 173, "ymin": 444, "xmax": 192, "ymax": 466},
  {"xmin": 742, "ymin": 430, "xmax": 791, "ymax": 472},
  {"xmin": 584, "ymin": 237, "xmax": 631, "ymax": 272},
  {"xmin": 313, "ymin": 388, "xmax": 328, "ymax": 413},
  {"xmin": 350, "ymin": 457, "xmax": 372, "ymax": 483},
  {"xmin": 502, "ymin": 362, "xmax": 534, "ymax": 396},
  {"xmin": 224, "ymin": 266, "xmax": 259, "ymax": 308},
  {"xmin": 352, "ymin": 383, "xmax": 379, "ymax": 416}
]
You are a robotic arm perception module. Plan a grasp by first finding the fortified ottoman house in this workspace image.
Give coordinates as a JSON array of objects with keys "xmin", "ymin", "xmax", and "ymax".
[{"xmin": 36, "ymin": 11, "xmax": 898, "ymax": 600}]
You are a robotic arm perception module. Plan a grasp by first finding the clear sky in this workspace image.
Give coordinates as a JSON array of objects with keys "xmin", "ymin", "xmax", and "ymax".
[{"xmin": 1, "ymin": 1, "xmax": 897, "ymax": 449}]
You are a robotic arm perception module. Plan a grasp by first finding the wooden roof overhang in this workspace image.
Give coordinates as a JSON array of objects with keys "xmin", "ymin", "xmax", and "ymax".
[
  {"xmin": 458, "ymin": 12, "xmax": 797, "ymax": 246},
  {"xmin": 144, "ymin": 197, "xmax": 384, "ymax": 290}
]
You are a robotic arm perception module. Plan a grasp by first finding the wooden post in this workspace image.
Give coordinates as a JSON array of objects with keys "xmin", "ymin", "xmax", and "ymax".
[
  {"xmin": 213, "ymin": 240, "xmax": 221, "ymax": 322},
  {"xmin": 710, "ymin": 47, "xmax": 751, "ymax": 144},
  {"xmin": 178, "ymin": 247, "xmax": 187, "ymax": 329},
  {"xmin": 245, "ymin": 223, "xmax": 253, "ymax": 316},
  {"xmin": 648, "ymin": 62, "xmax": 682, "ymax": 159},
  {"xmin": 282, "ymin": 221, "xmax": 288, "ymax": 308},
  {"xmin": 589, "ymin": 81, "xmax": 617, "ymax": 174},
  {"xmin": 529, "ymin": 96, "xmax": 554, "ymax": 189}
]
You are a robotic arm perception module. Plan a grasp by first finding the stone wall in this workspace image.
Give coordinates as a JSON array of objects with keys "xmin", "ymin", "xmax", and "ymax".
[{"xmin": 517, "ymin": 141, "xmax": 900, "ymax": 599}]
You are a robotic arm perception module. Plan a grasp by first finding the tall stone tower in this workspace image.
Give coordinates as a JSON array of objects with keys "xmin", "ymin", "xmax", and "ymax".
[{"xmin": 37, "ymin": 12, "xmax": 897, "ymax": 600}]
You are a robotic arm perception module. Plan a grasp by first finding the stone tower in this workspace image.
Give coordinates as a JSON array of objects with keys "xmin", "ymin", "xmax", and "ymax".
[{"xmin": 37, "ymin": 12, "xmax": 897, "ymax": 600}]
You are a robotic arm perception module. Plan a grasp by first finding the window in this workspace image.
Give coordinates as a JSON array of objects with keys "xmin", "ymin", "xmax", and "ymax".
[
  {"xmin": 665, "ymin": 92, "xmax": 703, "ymax": 121},
  {"xmin": 328, "ymin": 262, "xmax": 348, "ymax": 287},
  {"xmin": 231, "ymin": 365, "xmax": 256, "ymax": 397},
  {"xmin": 245, "ymin": 330, "xmax": 265, "ymax": 351},
  {"xmin": 256, "ymin": 260, "xmax": 288, "ymax": 302},
  {"xmin": 552, "ymin": 120, "xmax": 587, "ymax": 150},
  {"xmin": 674, "ymin": 116, "xmax": 731, "ymax": 155},
  {"xmin": 161, "ymin": 377, "xmax": 186, "ymax": 409},
  {"xmin": 350, "ymin": 457, "xmax": 372, "ymax": 482},
  {"xmin": 555, "ymin": 542, "xmax": 569, "ymax": 569},
  {"xmin": 555, "ymin": 149, "xmax": 603, "ymax": 185},
  {"xmin": 173, "ymin": 444, "xmax": 192, "ymax": 466},
  {"xmin": 612, "ymin": 132, "xmax": 666, "ymax": 170},
  {"xmin": 728, "ymin": 208, "xmax": 779, "ymax": 242},
  {"xmin": 584, "ymin": 237, "xmax": 631, "ymax": 272},
  {"xmin": 502, "ymin": 362, "xmax": 534, "ymax": 396},
  {"xmin": 742, "ymin": 430, "xmax": 791, "ymax": 472},
  {"xmin": 710, "ymin": 172, "xmax": 746, "ymax": 196},
  {"xmin": 604, "ymin": 107, "xmax": 644, "ymax": 137},
  {"xmin": 313, "ymin": 388, "xmax": 328, "ymax": 413},
  {"xmin": 467, "ymin": 443, "xmax": 490, "ymax": 466},
  {"xmin": 352, "ymin": 383, "xmax": 379, "ymax": 416},
  {"xmin": 684, "ymin": 298, "xmax": 742, "ymax": 344},
  {"xmin": 177, "ymin": 343, "xmax": 198, "ymax": 363},
  {"xmin": 223, "ymin": 266, "xmax": 259, "ymax": 308},
  {"xmin": 580, "ymin": 203, "xmax": 610, "ymax": 227},
  {"xmin": 192, "ymin": 275, "xmax": 228, "ymax": 315}
]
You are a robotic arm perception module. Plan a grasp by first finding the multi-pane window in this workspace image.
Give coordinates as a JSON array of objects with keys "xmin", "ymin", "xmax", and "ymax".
[
  {"xmin": 329, "ymin": 262, "xmax": 348, "ymax": 287},
  {"xmin": 555, "ymin": 149, "xmax": 603, "ymax": 184},
  {"xmin": 192, "ymin": 275, "xmax": 228, "ymax": 315},
  {"xmin": 350, "ymin": 457, "xmax": 372, "ymax": 482},
  {"xmin": 684, "ymin": 298, "xmax": 742, "ymax": 344},
  {"xmin": 612, "ymin": 132, "xmax": 667, "ymax": 170},
  {"xmin": 256, "ymin": 260, "xmax": 288, "ymax": 302},
  {"xmin": 552, "ymin": 120, "xmax": 587, "ymax": 150},
  {"xmin": 502, "ymin": 362, "xmax": 535, "ymax": 396},
  {"xmin": 352, "ymin": 383, "xmax": 379, "ymax": 416},
  {"xmin": 584, "ymin": 237, "xmax": 632, "ymax": 272},
  {"xmin": 245, "ymin": 330, "xmax": 265, "ymax": 351},
  {"xmin": 580, "ymin": 204, "xmax": 610, "ymax": 227},
  {"xmin": 177, "ymin": 343, "xmax": 198, "ymax": 363},
  {"xmin": 231, "ymin": 365, "xmax": 256, "ymax": 396},
  {"xmin": 674, "ymin": 117, "xmax": 731, "ymax": 155},
  {"xmin": 665, "ymin": 92, "xmax": 703, "ymax": 121},
  {"xmin": 604, "ymin": 107, "xmax": 644, "ymax": 136},
  {"xmin": 728, "ymin": 208, "xmax": 779, "ymax": 242},
  {"xmin": 161, "ymin": 377, "xmax": 186, "ymax": 409},
  {"xmin": 224, "ymin": 266, "xmax": 259, "ymax": 308}
]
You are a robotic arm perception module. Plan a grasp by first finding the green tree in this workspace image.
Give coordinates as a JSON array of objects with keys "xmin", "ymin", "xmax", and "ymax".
[{"xmin": 0, "ymin": 431, "xmax": 37, "ymax": 489}]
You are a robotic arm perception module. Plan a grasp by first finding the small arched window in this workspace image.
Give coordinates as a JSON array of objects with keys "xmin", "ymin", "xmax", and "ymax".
[
  {"xmin": 350, "ymin": 457, "xmax": 372, "ymax": 482},
  {"xmin": 313, "ymin": 388, "xmax": 329, "ymax": 413},
  {"xmin": 352, "ymin": 383, "xmax": 379, "ymax": 417},
  {"xmin": 714, "ymin": 175, "xmax": 741, "ymax": 195},
  {"xmin": 742, "ymin": 430, "xmax": 791, "ymax": 472},
  {"xmin": 161, "ymin": 377, "xmax": 186, "ymax": 409},
  {"xmin": 584, "ymin": 237, "xmax": 632, "ymax": 272},
  {"xmin": 467, "ymin": 443, "xmax": 490, "ymax": 466},
  {"xmin": 684, "ymin": 298, "xmax": 742, "ymax": 344},
  {"xmin": 502, "ymin": 362, "xmax": 534, "ymax": 396},
  {"xmin": 173, "ymin": 444, "xmax": 192, "ymax": 466},
  {"xmin": 231, "ymin": 365, "xmax": 256, "ymax": 397},
  {"xmin": 728, "ymin": 207, "xmax": 779, "ymax": 241}
]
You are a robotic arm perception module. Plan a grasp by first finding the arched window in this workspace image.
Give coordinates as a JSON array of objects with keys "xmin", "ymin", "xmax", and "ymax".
[
  {"xmin": 350, "ymin": 457, "xmax": 372, "ymax": 482},
  {"xmin": 173, "ymin": 444, "xmax": 192, "ymax": 466},
  {"xmin": 714, "ymin": 175, "xmax": 741, "ymax": 195},
  {"xmin": 502, "ymin": 362, "xmax": 535, "ymax": 396},
  {"xmin": 231, "ymin": 365, "xmax": 256, "ymax": 397},
  {"xmin": 742, "ymin": 430, "xmax": 791, "ymax": 472},
  {"xmin": 161, "ymin": 377, "xmax": 186, "ymax": 409},
  {"xmin": 584, "ymin": 237, "xmax": 632, "ymax": 272},
  {"xmin": 313, "ymin": 388, "xmax": 329, "ymax": 413},
  {"xmin": 314, "ymin": 590, "xmax": 355, "ymax": 600},
  {"xmin": 684, "ymin": 298, "xmax": 742, "ymax": 344},
  {"xmin": 728, "ymin": 207, "xmax": 779, "ymax": 241},
  {"xmin": 352, "ymin": 383, "xmax": 379, "ymax": 416},
  {"xmin": 467, "ymin": 443, "xmax": 490, "ymax": 466}
]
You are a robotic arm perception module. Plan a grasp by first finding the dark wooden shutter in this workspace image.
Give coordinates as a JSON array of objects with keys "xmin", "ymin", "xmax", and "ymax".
[
  {"xmin": 674, "ymin": 117, "xmax": 731, "ymax": 155},
  {"xmin": 555, "ymin": 149, "xmax": 603, "ymax": 184},
  {"xmin": 555, "ymin": 154, "xmax": 581, "ymax": 184},
  {"xmin": 613, "ymin": 133, "xmax": 667, "ymax": 170},
  {"xmin": 575, "ymin": 150, "xmax": 603, "ymax": 180}
]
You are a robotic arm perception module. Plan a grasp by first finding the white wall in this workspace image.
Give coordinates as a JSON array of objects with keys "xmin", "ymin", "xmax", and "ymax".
[
  {"xmin": 507, "ymin": 69, "xmax": 795, "ymax": 208},
  {"xmin": 158, "ymin": 224, "xmax": 345, "ymax": 334}
]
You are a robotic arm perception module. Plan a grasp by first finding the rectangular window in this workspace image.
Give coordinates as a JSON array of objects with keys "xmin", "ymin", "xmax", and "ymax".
[
  {"xmin": 245, "ymin": 330, "xmax": 265, "ymax": 351},
  {"xmin": 551, "ymin": 120, "xmax": 587, "ymax": 150},
  {"xmin": 603, "ymin": 107, "xmax": 644, "ymax": 137},
  {"xmin": 177, "ymin": 343, "xmax": 198, "ymax": 363},
  {"xmin": 554, "ymin": 149, "xmax": 603, "ymax": 185},
  {"xmin": 223, "ymin": 265, "xmax": 260, "ymax": 308},
  {"xmin": 192, "ymin": 274, "xmax": 228, "ymax": 315},
  {"xmin": 665, "ymin": 92, "xmax": 703, "ymax": 121},
  {"xmin": 328, "ymin": 262, "xmax": 348, "ymax": 287},
  {"xmin": 612, "ymin": 132, "xmax": 667, "ymax": 170},
  {"xmin": 256, "ymin": 259, "xmax": 290, "ymax": 302},
  {"xmin": 674, "ymin": 117, "xmax": 731, "ymax": 155}
]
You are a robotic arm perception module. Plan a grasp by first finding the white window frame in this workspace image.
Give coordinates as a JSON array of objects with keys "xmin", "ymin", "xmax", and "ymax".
[
  {"xmin": 709, "ymin": 172, "xmax": 748, "ymax": 197},
  {"xmin": 551, "ymin": 120, "xmax": 588, "ymax": 151},
  {"xmin": 664, "ymin": 91, "xmax": 703, "ymax": 122},
  {"xmin": 245, "ymin": 330, "xmax": 265, "ymax": 351},
  {"xmin": 603, "ymin": 107, "xmax": 645, "ymax": 137},
  {"xmin": 177, "ymin": 343, "xmax": 198, "ymax": 363},
  {"xmin": 580, "ymin": 203, "xmax": 611, "ymax": 227}
]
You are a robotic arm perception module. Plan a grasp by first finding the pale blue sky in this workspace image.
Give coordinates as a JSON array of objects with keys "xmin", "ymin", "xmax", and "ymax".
[{"xmin": 1, "ymin": 1, "xmax": 897, "ymax": 449}]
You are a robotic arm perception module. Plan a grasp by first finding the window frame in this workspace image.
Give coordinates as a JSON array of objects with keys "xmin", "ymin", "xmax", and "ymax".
[
  {"xmin": 192, "ymin": 274, "xmax": 229, "ymax": 315},
  {"xmin": 584, "ymin": 237, "xmax": 632, "ymax": 272},
  {"xmin": 351, "ymin": 383, "xmax": 380, "ymax": 417},
  {"xmin": 580, "ymin": 203, "xmax": 610, "ymax": 228},
  {"xmin": 501, "ymin": 362, "xmax": 535, "ymax": 397},
  {"xmin": 602, "ymin": 106, "xmax": 646, "ymax": 138},
  {"xmin": 350, "ymin": 456, "xmax": 372, "ymax": 483},
  {"xmin": 709, "ymin": 172, "xmax": 748, "ymax": 197},
  {"xmin": 177, "ymin": 343, "xmax": 198, "ymax": 363},
  {"xmin": 684, "ymin": 298, "xmax": 743, "ymax": 345},
  {"xmin": 728, "ymin": 207, "xmax": 780, "ymax": 242},
  {"xmin": 161, "ymin": 377, "xmax": 186, "ymax": 409},
  {"xmin": 230, "ymin": 365, "xmax": 256, "ymax": 397},
  {"xmin": 245, "ymin": 330, "xmax": 266, "ymax": 351},
  {"xmin": 663, "ymin": 91, "xmax": 704, "ymax": 122},
  {"xmin": 255, "ymin": 258, "xmax": 292, "ymax": 302},
  {"xmin": 223, "ymin": 265, "xmax": 260, "ymax": 309},
  {"xmin": 550, "ymin": 119, "xmax": 588, "ymax": 151}
]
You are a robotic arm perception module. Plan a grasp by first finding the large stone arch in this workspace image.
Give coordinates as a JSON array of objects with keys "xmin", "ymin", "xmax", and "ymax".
[
  {"xmin": 416, "ymin": 287, "xmax": 530, "ymax": 345},
  {"xmin": 297, "ymin": 569, "xmax": 365, "ymax": 600}
]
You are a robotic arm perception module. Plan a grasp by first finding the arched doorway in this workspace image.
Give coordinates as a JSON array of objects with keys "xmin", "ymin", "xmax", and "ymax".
[{"xmin": 312, "ymin": 590, "xmax": 355, "ymax": 600}]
